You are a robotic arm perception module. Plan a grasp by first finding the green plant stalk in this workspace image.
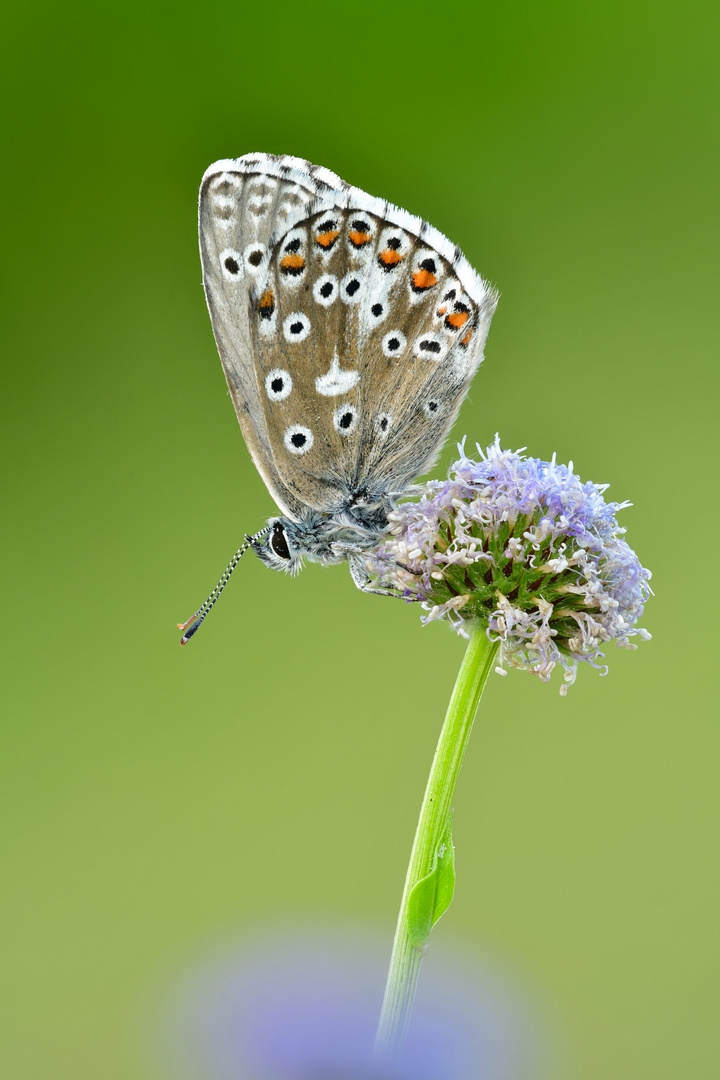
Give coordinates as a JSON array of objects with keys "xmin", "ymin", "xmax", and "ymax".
[{"xmin": 374, "ymin": 628, "xmax": 499, "ymax": 1055}]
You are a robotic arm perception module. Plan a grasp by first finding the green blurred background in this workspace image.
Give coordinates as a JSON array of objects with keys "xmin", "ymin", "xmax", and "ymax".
[{"xmin": 2, "ymin": 1, "xmax": 718, "ymax": 1076}]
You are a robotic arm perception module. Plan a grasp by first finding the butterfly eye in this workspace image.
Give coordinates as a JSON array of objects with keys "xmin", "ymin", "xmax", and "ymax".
[{"xmin": 270, "ymin": 523, "xmax": 291, "ymax": 560}]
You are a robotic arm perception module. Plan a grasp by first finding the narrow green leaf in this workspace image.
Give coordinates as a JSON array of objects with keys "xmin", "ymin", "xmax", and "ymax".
[
  {"xmin": 405, "ymin": 869, "xmax": 436, "ymax": 947},
  {"xmin": 405, "ymin": 814, "xmax": 456, "ymax": 948}
]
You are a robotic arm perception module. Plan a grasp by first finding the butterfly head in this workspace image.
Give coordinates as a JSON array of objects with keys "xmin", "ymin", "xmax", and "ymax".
[{"xmin": 251, "ymin": 518, "xmax": 305, "ymax": 576}]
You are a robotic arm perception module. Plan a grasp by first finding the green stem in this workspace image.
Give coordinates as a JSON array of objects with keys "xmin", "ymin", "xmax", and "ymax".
[{"xmin": 374, "ymin": 628, "xmax": 499, "ymax": 1055}]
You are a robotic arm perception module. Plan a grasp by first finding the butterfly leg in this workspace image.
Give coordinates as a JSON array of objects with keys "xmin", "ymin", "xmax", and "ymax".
[
  {"xmin": 393, "ymin": 561, "xmax": 424, "ymax": 576},
  {"xmin": 347, "ymin": 554, "xmax": 421, "ymax": 600}
]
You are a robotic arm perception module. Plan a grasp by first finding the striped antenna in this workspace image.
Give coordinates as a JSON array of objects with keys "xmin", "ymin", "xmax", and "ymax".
[{"xmin": 177, "ymin": 526, "xmax": 270, "ymax": 646}]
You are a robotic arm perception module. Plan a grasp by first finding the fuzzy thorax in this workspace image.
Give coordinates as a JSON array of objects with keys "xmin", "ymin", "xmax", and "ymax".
[{"xmin": 367, "ymin": 437, "xmax": 652, "ymax": 694}]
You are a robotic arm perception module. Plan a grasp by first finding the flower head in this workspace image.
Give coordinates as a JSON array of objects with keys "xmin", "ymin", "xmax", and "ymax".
[{"xmin": 369, "ymin": 437, "xmax": 652, "ymax": 694}]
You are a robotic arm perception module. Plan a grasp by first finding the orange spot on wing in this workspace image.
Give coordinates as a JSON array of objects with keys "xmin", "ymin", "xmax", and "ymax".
[
  {"xmin": 460, "ymin": 329, "xmax": 473, "ymax": 347},
  {"xmin": 316, "ymin": 230, "xmax": 340, "ymax": 248},
  {"xmin": 446, "ymin": 311, "xmax": 469, "ymax": 329},
  {"xmin": 379, "ymin": 249, "xmax": 403, "ymax": 266},
  {"xmin": 437, "ymin": 306, "xmax": 447, "ymax": 316},
  {"xmin": 280, "ymin": 253, "xmax": 305, "ymax": 270},
  {"xmin": 348, "ymin": 230, "xmax": 371, "ymax": 247},
  {"xmin": 258, "ymin": 287, "xmax": 275, "ymax": 320},
  {"xmin": 412, "ymin": 268, "xmax": 438, "ymax": 290}
]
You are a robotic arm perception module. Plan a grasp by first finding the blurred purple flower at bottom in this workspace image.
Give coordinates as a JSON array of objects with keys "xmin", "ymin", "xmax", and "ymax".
[{"xmin": 159, "ymin": 925, "xmax": 544, "ymax": 1080}]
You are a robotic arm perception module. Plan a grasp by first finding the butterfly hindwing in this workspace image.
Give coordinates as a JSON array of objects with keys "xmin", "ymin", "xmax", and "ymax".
[{"xmin": 247, "ymin": 203, "xmax": 497, "ymax": 510}]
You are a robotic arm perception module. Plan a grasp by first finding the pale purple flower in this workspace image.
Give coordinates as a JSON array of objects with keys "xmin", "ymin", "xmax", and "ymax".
[{"xmin": 368, "ymin": 437, "xmax": 652, "ymax": 694}]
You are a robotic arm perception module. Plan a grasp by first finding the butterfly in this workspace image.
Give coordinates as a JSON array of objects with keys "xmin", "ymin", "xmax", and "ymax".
[{"xmin": 178, "ymin": 154, "xmax": 498, "ymax": 643}]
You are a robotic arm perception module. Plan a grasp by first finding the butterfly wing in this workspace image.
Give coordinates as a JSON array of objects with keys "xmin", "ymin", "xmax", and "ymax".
[
  {"xmin": 199, "ymin": 155, "xmax": 346, "ymax": 518},
  {"xmin": 200, "ymin": 154, "xmax": 498, "ymax": 517},
  {"xmin": 246, "ymin": 201, "xmax": 498, "ymax": 511}
]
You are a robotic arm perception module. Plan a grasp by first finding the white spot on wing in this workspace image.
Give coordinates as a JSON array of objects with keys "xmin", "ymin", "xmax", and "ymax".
[
  {"xmin": 219, "ymin": 249, "xmax": 243, "ymax": 280},
  {"xmin": 312, "ymin": 274, "xmax": 338, "ymax": 307},
  {"xmin": 422, "ymin": 398, "xmax": 443, "ymax": 418},
  {"xmin": 284, "ymin": 425, "xmax": 313, "ymax": 455},
  {"xmin": 265, "ymin": 369, "xmax": 293, "ymax": 401},
  {"xmin": 378, "ymin": 227, "xmax": 411, "ymax": 257},
  {"xmin": 375, "ymin": 413, "xmax": 393, "ymax": 436},
  {"xmin": 243, "ymin": 242, "xmax": 266, "ymax": 272},
  {"xmin": 258, "ymin": 303, "xmax": 277, "ymax": 338},
  {"xmin": 341, "ymin": 271, "xmax": 363, "ymax": 304},
  {"xmin": 282, "ymin": 313, "xmax": 311, "ymax": 343},
  {"xmin": 367, "ymin": 300, "xmax": 387, "ymax": 325},
  {"xmin": 413, "ymin": 332, "xmax": 447, "ymax": 361},
  {"xmin": 333, "ymin": 404, "xmax": 359, "ymax": 435},
  {"xmin": 382, "ymin": 330, "xmax": 407, "ymax": 358},
  {"xmin": 315, "ymin": 351, "xmax": 360, "ymax": 397}
]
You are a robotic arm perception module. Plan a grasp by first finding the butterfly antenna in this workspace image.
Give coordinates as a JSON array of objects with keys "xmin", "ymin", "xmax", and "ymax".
[{"xmin": 177, "ymin": 526, "xmax": 270, "ymax": 646}]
